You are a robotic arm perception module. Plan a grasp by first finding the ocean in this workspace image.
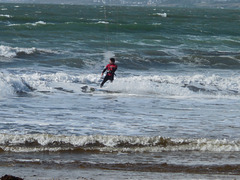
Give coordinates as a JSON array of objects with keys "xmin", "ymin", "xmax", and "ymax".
[{"xmin": 0, "ymin": 3, "xmax": 240, "ymax": 179}]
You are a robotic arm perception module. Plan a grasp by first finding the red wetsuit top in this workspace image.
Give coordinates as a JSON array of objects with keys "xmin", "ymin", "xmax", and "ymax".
[{"xmin": 102, "ymin": 64, "xmax": 118, "ymax": 76}]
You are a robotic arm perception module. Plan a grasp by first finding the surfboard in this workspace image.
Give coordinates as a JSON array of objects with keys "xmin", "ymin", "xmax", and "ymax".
[
  {"xmin": 81, "ymin": 85, "xmax": 120, "ymax": 94},
  {"xmin": 55, "ymin": 87, "xmax": 74, "ymax": 93}
]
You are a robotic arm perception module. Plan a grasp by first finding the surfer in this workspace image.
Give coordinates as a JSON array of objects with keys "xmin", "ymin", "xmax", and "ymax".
[{"xmin": 100, "ymin": 58, "xmax": 118, "ymax": 88}]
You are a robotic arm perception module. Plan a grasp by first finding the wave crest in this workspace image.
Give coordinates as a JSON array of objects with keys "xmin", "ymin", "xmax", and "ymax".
[
  {"xmin": 0, "ymin": 71, "xmax": 240, "ymax": 98},
  {"xmin": 8, "ymin": 21, "xmax": 53, "ymax": 27},
  {"xmin": 0, "ymin": 134, "xmax": 239, "ymax": 153},
  {"xmin": 0, "ymin": 45, "xmax": 56, "ymax": 58}
]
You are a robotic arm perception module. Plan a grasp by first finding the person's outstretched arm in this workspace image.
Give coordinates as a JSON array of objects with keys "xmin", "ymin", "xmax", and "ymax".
[{"xmin": 101, "ymin": 66, "xmax": 107, "ymax": 76}]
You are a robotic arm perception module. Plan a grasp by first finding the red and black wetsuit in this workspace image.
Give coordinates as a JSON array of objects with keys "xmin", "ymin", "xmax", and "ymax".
[{"xmin": 100, "ymin": 63, "xmax": 118, "ymax": 87}]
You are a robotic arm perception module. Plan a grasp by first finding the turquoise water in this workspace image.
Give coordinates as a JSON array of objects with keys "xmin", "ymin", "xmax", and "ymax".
[{"xmin": 0, "ymin": 3, "xmax": 240, "ymax": 178}]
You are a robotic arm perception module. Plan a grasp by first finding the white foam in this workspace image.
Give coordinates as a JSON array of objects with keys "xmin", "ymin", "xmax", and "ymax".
[
  {"xmin": 0, "ymin": 45, "xmax": 37, "ymax": 58},
  {"xmin": 105, "ymin": 74, "xmax": 240, "ymax": 98},
  {"xmin": 0, "ymin": 73, "xmax": 14, "ymax": 98},
  {"xmin": 109, "ymin": 138, "xmax": 240, "ymax": 153},
  {"xmin": 0, "ymin": 71, "xmax": 240, "ymax": 98},
  {"xmin": 0, "ymin": 133, "xmax": 239, "ymax": 153},
  {"xmin": 0, "ymin": 14, "xmax": 13, "ymax": 18},
  {"xmin": 26, "ymin": 21, "xmax": 47, "ymax": 26},
  {"xmin": 0, "ymin": 71, "xmax": 96, "ymax": 98},
  {"xmin": 152, "ymin": 23, "xmax": 162, "ymax": 26},
  {"xmin": 154, "ymin": 13, "xmax": 167, "ymax": 17},
  {"xmin": 97, "ymin": 21, "xmax": 109, "ymax": 24},
  {"xmin": 0, "ymin": 45, "xmax": 56, "ymax": 58},
  {"xmin": 2, "ymin": 146, "xmax": 68, "ymax": 153},
  {"xmin": 0, "ymin": 45, "xmax": 17, "ymax": 58},
  {"xmin": 8, "ymin": 21, "xmax": 53, "ymax": 27}
]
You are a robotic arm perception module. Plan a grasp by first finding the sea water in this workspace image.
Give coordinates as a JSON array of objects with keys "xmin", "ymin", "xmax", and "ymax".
[{"xmin": 0, "ymin": 3, "xmax": 240, "ymax": 179}]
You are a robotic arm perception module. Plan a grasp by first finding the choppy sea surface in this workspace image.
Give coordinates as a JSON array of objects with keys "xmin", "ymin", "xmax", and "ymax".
[{"xmin": 0, "ymin": 3, "xmax": 240, "ymax": 179}]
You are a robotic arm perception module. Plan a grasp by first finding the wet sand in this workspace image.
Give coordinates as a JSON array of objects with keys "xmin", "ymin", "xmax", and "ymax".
[{"xmin": 1, "ymin": 166, "xmax": 239, "ymax": 180}]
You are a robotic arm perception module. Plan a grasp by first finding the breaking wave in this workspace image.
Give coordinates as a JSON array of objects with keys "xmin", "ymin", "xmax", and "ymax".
[
  {"xmin": 0, "ymin": 71, "xmax": 240, "ymax": 98},
  {"xmin": 0, "ymin": 45, "xmax": 57, "ymax": 58},
  {"xmin": 153, "ymin": 12, "xmax": 167, "ymax": 17},
  {"xmin": 0, "ymin": 134, "xmax": 239, "ymax": 153},
  {"xmin": 7, "ymin": 21, "xmax": 53, "ymax": 27},
  {"xmin": 108, "ymin": 74, "xmax": 240, "ymax": 97},
  {"xmin": 0, "ymin": 14, "xmax": 13, "ymax": 18}
]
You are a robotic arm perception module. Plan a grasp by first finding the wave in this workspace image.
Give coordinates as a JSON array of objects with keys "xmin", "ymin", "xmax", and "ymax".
[
  {"xmin": 117, "ymin": 49, "xmax": 240, "ymax": 69},
  {"xmin": 180, "ymin": 49, "xmax": 240, "ymax": 68},
  {"xmin": 26, "ymin": 21, "xmax": 47, "ymax": 26},
  {"xmin": 153, "ymin": 13, "xmax": 167, "ymax": 17},
  {"xmin": 0, "ymin": 133, "xmax": 239, "ymax": 153},
  {"xmin": 5, "ymin": 19, "xmax": 165, "ymax": 33},
  {"xmin": 96, "ymin": 21, "xmax": 109, "ymax": 24},
  {"xmin": 5, "ymin": 159, "xmax": 240, "ymax": 175},
  {"xmin": 0, "ymin": 45, "xmax": 57, "ymax": 58},
  {"xmin": 0, "ymin": 72, "xmax": 35, "ymax": 98},
  {"xmin": 107, "ymin": 74, "xmax": 240, "ymax": 97},
  {"xmin": 7, "ymin": 21, "xmax": 54, "ymax": 27},
  {"xmin": 0, "ymin": 71, "xmax": 240, "ymax": 98},
  {"xmin": 0, "ymin": 14, "xmax": 13, "ymax": 18}
]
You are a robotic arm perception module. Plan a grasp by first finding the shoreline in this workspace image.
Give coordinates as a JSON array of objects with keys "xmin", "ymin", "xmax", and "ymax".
[{"xmin": 1, "ymin": 166, "xmax": 239, "ymax": 180}]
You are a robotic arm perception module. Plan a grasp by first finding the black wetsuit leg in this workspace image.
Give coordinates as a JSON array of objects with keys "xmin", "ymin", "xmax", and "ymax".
[{"xmin": 100, "ymin": 75, "xmax": 114, "ymax": 87}]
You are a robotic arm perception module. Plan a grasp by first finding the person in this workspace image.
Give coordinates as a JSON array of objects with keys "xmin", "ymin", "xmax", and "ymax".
[{"xmin": 100, "ymin": 58, "xmax": 118, "ymax": 88}]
